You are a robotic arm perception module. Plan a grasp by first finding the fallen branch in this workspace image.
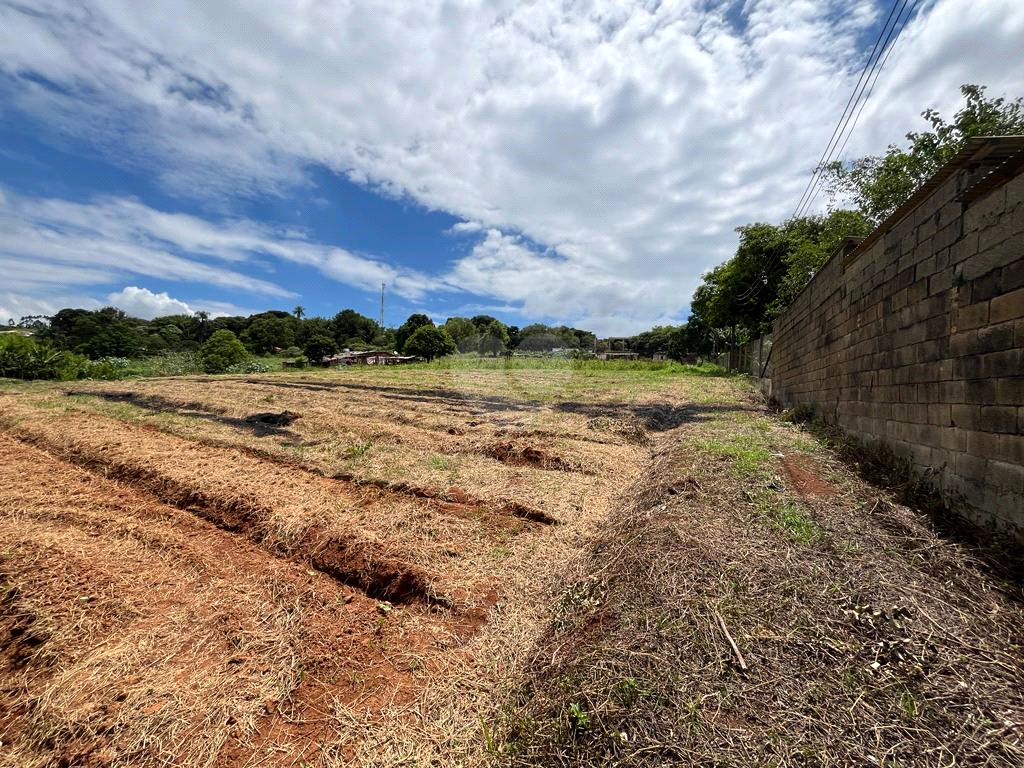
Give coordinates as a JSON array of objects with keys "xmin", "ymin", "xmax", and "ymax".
[{"xmin": 714, "ymin": 610, "xmax": 748, "ymax": 671}]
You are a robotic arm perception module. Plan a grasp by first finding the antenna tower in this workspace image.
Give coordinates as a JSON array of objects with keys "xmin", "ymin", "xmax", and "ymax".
[{"xmin": 380, "ymin": 282, "xmax": 385, "ymax": 329}]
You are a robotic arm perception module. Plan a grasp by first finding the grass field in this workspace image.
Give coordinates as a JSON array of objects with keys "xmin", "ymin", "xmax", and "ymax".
[{"xmin": 1, "ymin": 362, "xmax": 1021, "ymax": 767}]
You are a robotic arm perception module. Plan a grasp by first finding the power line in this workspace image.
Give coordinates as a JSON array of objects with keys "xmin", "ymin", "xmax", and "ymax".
[
  {"xmin": 791, "ymin": 0, "xmax": 902, "ymax": 218},
  {"xmin": 825, "ymin": 0, "xmax": 920, "ymax": 181},
  {"xmin": 791, "ymin": 0, "xmax": 916, "ymax": 219},
  {"xmin": 798, "ymin": 0, "xmax": 919, "ymax": 216}
]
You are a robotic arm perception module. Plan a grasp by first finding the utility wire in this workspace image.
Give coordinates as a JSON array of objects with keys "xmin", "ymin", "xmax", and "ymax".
[
  {"xmin": 825, "ymin": 0, "xmax": 920, "ymax": 180},
  {"xmin": 798, "ymin": 0, "xmax": 918, "ymax": 216},
  {"xmin": 790, "ymin": 0, "xmax": 909, "ymax": 220}
]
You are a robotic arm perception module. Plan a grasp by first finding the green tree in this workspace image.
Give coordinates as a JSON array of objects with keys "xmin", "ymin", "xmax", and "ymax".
[
  {"xmin": 517, "ymin": 331, "xmax": 564, "ymax": 352},
  {"xmin": 296, "ymin": 317, "xmax": 332, "ymax": 346},
  {"xmin": 690, "ymin": 223, "xmax": 790, "ymax": 337},
  {"xmin": 331, "ymin": 309, "xmax": 380, "ymax": 347},
  {"xmin": 470, "ymin": 315, "xmax": 499, "ymax": 331},
  {"xmin": 770, "ymin": 210, "xmax": 871, "ymax": 313},
  {"xmin": 444, "ymin": 317, "xmax": 479, "ymax": 353},
  {"xmin": 824, "ymin": 84, "xmax": 1024, "ymax": 223},
  {"xmin": 293, "ymin": 305, "xmax": 305, "ymax": 319},
  {"xmin": 478, "ymin": 320, "xmax": 510, "ymax": 356},
  {"xmin": 395, "ymin": 313, "xmax": 433, "ymax": 350},
  {"xmin": 200, "ymin": 330, "xmax": 249, "ymax": 373},
  {"xmin": 403, "ymin": 325, "xmax": 456, "ymax": 361},
  {"xmin": 631, "ymin": 326, "xmax": 675, "ymax": 357},
  {"xmin": 303, "ymin": 334, "xmax": 338, "ymax": 363},
  {"xmin": 241, "ymin": 316, "xmax": 296, "ymax": 354}
]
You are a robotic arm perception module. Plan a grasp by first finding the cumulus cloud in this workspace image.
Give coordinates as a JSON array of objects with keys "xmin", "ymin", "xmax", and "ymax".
[
  {"xmin": 106, "ymin": 287, "xmax": 194, "ymax": 319},
  {"xmin": 1, "ymin": 0, "xmax": 1023, "ymax": 332}
]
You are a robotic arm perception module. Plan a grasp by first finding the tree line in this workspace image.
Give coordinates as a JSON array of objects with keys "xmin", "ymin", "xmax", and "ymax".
[{"xmin": 1, "ymin": 304, "xmax": 606, "ymax": 378}]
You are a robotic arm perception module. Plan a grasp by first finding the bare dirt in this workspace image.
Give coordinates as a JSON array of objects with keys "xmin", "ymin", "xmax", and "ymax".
[{"xmin": 781, "ymin": 452, "xmax": 839, "ymax": 498}]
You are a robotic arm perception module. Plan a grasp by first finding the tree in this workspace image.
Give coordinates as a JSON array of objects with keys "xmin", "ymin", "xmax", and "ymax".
[
  {"xmin": 444, "ymin": 316, "xmax": 475, "ymax": 339},
  {"xmin": 296, "ymin": 317, "xmax": 332, "ymax": 346},
  {"xmin": 631, "ymin": 326, "xmax": 675, "ymax": 357},
  {"xmin": 331, "ymin": 309, "xmax": 380, "ymax": 347},
  {"xmin": 303, "ymin": 334, "xmax": 338, "ymax": 363},
  {"xmin": 200, "ymin": 330, "xmax": 249, "ymax": 373},
  {"xmin": 470, "ymin": 315, "xmax": 499, "ymax": 331},
  {"xmin": 478, "ymin": 320, "xmax": 510, "ymax": 356},
  {"xmin": 241, "ymin": 316, "xmax": 296, "ymax": 354},
  {"xmin": 517, "ymin": 331, "xmax": 564, "ymax": 352},
  {"xmin": 293, "ymin": 305, "xmax": 305, "ymax": 319},
  {"xmin": 770, "ymin": 210, "xmax": 871, "ymax": 313},
  {"xmin": 395, "ymin": 313, "xmax": 433, "ymax": 351},
  {"xmin": 403, "ymin": 325, "xmax": 456, "ymax": 361},
  {"xmin": 824, "ymin": 84, "xmax": 1024, "ymax": 223},
  {"xmin": 41, "ymin": 307, "xmax": 144, "ymax": 358}
]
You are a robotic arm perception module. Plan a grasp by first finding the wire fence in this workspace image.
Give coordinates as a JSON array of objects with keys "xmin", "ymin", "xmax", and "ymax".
[{"xmin": 714, "ymin": 335, "xmax": 773, "ymax": 379}]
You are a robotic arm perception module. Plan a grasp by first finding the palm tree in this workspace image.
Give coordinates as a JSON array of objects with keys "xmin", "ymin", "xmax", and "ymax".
[{"xmin": 294, "ymin": 305, "xmax": 305, "ymax": 319}]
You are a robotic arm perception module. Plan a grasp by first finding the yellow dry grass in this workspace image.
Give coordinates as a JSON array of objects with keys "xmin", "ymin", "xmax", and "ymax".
[
  {"xmin": 1, "ymin": 365, "xmax": 720, "ymax": 766},
  {"xmin": 0, "ymin": 435, "xmax": 450, "ymax": 768}
]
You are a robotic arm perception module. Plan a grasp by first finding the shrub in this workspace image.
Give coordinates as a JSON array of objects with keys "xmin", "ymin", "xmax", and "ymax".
[
  {"xmin": 129, "ymin": 351, "xmax": 204, "ymax": 377},
  {"xmin": 227, "ymin": 359, "xmax": 271, "ymax": 374},
  {"xmin": 200, "ymin": 330, "xmax": 249, "ymax": 374},
  {"xmin": 0, "ymin": 335, "xmax": 86, "ymax": 380},
  {"xmin": 80, "ymin": 357, "xmax": 132, "ymax": 380}
]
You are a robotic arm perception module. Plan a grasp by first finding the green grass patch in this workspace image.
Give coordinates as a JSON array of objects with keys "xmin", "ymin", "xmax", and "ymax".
[
  {"xmin": 693, "ymin": 434, "xmax": 772, "ymax": 478},
  {"xmin": 769, "ymin": 502, "xmax": 823, "ymax": 544}
]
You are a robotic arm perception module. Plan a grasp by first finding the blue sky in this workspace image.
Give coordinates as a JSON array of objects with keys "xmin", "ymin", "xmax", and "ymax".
[{"xmin": 1, "ymin": 0, "xmax": 1023, "ymax": 334}]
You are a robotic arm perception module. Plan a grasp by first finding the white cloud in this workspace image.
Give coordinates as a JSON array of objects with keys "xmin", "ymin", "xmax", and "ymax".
[
  {"xmin": 1, "ymin": 0, "xmax": 1023, "ymax": 332},
  {"xmin": 0, "ymin": 187, "xmax": 439, "ymax": 310},
  {"xmin": 0, "ymin": 293, "xmax": 99, "ymax": 326},
  {"xmin": 107, "ymin": 286, "xmax": 193, "ymax": 319}
]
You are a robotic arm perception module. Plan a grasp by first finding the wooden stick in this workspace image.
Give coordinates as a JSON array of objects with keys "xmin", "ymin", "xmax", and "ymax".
[{"xmin": 715, "ymin": 610, "xmax": 748, "ymax": 671}]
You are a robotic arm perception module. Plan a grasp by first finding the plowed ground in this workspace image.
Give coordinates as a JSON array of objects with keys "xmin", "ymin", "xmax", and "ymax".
[
  {"xmin": 6, "ymin": 366, "xmax": 1019, "ymax": 768},
  {"xmin": 0, "ymin": 366, "xmax": 722, "ymax": 767}
]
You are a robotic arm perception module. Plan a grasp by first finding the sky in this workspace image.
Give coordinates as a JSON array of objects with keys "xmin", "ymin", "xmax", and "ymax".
[{"xmin": 1, "ymin": 0, "xmax": 1023, "ymax": 335}]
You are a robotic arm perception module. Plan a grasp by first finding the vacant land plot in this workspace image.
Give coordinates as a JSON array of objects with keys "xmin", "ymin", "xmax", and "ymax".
[{"xmin": 1, "ymin": 363, "xmax": 1021, "ymax": 767}]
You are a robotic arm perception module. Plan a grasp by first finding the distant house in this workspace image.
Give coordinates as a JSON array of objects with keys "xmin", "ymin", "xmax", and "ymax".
[{"xmin": 320, "ymin": 350, "xmax": 418, "ymax": 366}]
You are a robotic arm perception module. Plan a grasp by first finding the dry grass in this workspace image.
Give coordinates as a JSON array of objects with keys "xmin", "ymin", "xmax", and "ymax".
[
  {"xmin": 502, "ymin": 406, "xmax": 1024, "ymax": 766},
  {"xmin": 1, "ymin": 365, "xmax": 709, "ymax": 767},
  {"xmin": 5, "ymin": 365, "xmax": 1015, "ymax": 767},
  {"xmin": 0, "ymin": 435, "xmax": 441, "ymax": 768}
]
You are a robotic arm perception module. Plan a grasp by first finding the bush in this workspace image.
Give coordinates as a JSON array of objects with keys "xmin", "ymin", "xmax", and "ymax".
[
  {"xmin": 200, "ymin": 330, "xmax": 249, "ymax": 374},
  {"xmin": 0, "ymin": 334, "xmax": 86, "ymax": 380},
  {"xmin": 80, "ymin": 356, "xmax": 132, "ymax": 380},
  {"xmin": 227, "ymin": 359, "xmax": 271, "ymax": 374},
  {"xmin": 125, "ymin": 351, "xmax": 203, "ymax": 377}
]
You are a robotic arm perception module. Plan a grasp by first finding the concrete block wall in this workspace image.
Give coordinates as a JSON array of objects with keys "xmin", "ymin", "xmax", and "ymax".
[{"xmin": 771, "ymin": 158, "xmax": 1024, "ymax": 538}]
